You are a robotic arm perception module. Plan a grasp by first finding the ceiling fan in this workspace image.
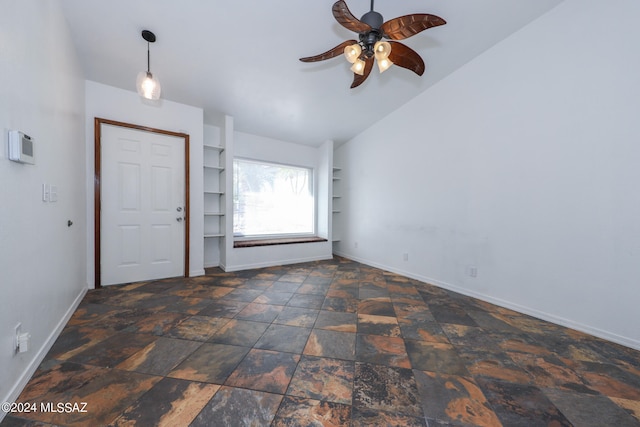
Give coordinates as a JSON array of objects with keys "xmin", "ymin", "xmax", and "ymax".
[{"xmin": 300, "ymin": 0, "xmax": 446, "ymax": 89}]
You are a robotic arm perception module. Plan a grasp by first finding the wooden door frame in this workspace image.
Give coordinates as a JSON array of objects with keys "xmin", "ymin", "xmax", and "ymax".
[{"xmin": 94, "ymin": 117, "xmax": 190, "ymax": 288}]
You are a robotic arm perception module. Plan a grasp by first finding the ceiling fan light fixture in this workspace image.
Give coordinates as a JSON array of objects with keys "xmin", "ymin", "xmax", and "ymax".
[
  {"xmin": 377, "ymin": 57, "xmax": 393, "ymax": 73},
  {"xmin": 374, "ymin": 41, "xmax": 391, "ymax": 60},
  {"xmin": 136, "ymin": 30, "xmax": 161, "ymax": 100},
  {"xmin": 344, "ymin": 43, "xmax": 362, "ymax": 63},
  {"xmin": 350, "ymin": 58, "xmax": 366, "ymax": 75},
  {"xmin": 299, "ymin": 1, "xmax": 446, "ymax": 88}
]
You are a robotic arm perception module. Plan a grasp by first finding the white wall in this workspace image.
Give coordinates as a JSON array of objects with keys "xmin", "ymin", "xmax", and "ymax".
[
  {"xmin": 85, "ymin": 81, "xmax": 205, "ymax": 285},
  {"xmin": 335, "ymin": 0, "xmax": 640, "ymax": 349},
  {"xmin": 317, "ymin": 139, "xmax": 334, "ymax": 239},
  {"xmin": 0, "ymin": 0, "xmax": 87, "ymax": 410},
  {"xmin": 222, "ymin": 131, "xmax": 333, "ymax": 271}
]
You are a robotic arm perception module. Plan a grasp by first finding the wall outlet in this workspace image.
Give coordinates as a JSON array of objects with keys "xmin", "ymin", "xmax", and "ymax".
[
  {"xmin": 14, "ymin": 323, "xmax": 21, "ymax": 353},
  {"xmin": 354, "ymin": 241, "xmax": 358, "ymax": 249},
  {"xmin": 403, "ymin": 253, "xmax": 409, "ymax": 261},
  {"xmin": 467, "ymin": 266, "xmax": 478, "ymax": 278},
  {"xmin": 17, "ymin": 332, "xmax": 30, "ymax": 353}
]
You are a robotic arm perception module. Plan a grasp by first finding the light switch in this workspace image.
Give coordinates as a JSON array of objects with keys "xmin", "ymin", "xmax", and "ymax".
[
  {"xmin": 42, "ymin": 183, "xmax": 49, "ymax": 202},
  {"xmin": 50, "ymin": 185, "xmax": 58, "ymax": 202}
]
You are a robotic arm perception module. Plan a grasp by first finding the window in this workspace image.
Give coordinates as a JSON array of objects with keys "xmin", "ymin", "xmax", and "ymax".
[{"xmin": 233, "ymin": 158, "xmax": 314, "ymax": 238}]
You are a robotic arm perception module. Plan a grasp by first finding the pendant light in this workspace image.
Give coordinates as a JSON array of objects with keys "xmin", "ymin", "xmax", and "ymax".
[{"xmin": 136, "ymin": 30, "xmax": 161, "ymax": 100}]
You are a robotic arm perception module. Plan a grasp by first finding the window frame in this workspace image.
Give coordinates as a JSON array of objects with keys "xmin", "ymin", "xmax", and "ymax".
[{"xmin": 232, "ymin": 157, "xmax": 317, "ymax": 241}]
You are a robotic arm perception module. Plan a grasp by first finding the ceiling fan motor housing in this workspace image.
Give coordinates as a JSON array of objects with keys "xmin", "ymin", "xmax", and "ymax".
[
  {"xmin": 360, "ymin": 10, "xmax": 383, "ymax": 29},
  {"xmin": 358, "ymin": 11, "xmax": 384, "ymax": 57}
]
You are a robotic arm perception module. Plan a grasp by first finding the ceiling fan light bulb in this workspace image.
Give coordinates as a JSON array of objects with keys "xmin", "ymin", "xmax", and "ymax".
[
  {"xmin": 374, "ymin": 41, "xmax": 392, "ymax": 60},
  {"xmin": 351, "ymin": 59, "xmax": 366, "ymax": 76},
  {"xmin": 377, "ymin": 57, "xmax": 393, "ymax": 73},
  {"xmin": 344, "ymin": 44, "xmax": 362, "ymax": 64},
  {"xmin": 136, "ymin": 71, "xmax": 161, "ymax": 100}
]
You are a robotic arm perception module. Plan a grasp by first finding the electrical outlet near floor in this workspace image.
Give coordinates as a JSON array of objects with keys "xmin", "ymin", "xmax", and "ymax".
[
  {"xmin": 14, "ymin": 323, "xmax": 21, "ymax": 353},
  {"xmin": 467, "ymin": 265, "xmax": 478, "ymax": 278},
  {"xmin": 403, "ymin": 253, "xmax": 409, "ymax": 261}
]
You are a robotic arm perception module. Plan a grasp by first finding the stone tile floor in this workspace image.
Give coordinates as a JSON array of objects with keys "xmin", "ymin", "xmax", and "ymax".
[{"xmin": 2, "ymin": 257, "xmax": 639, "ymax": 426}]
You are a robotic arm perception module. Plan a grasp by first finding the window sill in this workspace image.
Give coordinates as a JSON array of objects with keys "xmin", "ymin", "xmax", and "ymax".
[{"xmin": 233, "ymin": 236, "xmax": 328, "ymax": 248}]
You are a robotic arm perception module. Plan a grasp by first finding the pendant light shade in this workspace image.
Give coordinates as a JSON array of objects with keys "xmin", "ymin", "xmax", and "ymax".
[
  {"xmin": 137, "ymin": 30, "xmax": 161, "ymax": 100},
  {"xmin": 136, "ymin": 71, "xmax": 161, "ymax": 100}
]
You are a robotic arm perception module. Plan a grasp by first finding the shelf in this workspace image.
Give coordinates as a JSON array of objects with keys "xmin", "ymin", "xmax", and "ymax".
[
  {"xmin": 203, "ymin": 132, "xmax": 225, "ymax": 268},
  {"xmin": 203, "ymin": 145, "xmax": 224, "ymax": 151},
  {"xmin": 332, "ymin": 167, "xmax": 341, "ymax": 253}
]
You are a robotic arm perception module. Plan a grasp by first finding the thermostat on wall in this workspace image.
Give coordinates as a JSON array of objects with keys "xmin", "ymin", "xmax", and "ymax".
[{"xmin": 8, "ymin": 130, "xmax": 35, "ymax": 164}]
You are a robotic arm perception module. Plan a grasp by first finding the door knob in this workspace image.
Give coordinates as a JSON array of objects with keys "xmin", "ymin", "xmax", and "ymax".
[
  {"xmin": 177, "ymin": 207, "xmax": 183, "ymax": 212},
  {"xmin": 176, "ymin": 217, "xmax": 183, "ymax": 222}
]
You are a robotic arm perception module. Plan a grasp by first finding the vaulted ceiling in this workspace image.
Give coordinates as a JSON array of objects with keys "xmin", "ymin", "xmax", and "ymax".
[{"xmin": 60, "ymin": 0, "xmax": 563, "ymax": 146}]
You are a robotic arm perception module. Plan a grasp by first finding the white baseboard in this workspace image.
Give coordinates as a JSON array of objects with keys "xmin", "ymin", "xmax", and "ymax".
[
  {"xmin": 333, "ymin": 251, "xmax": 640, "ymax": 351},
  {"xmin": 189, "ymin": 268, "xmax": 206, "ymax": 277},
  {"xmin": 203, "ymin": 261, "xmax": 221, "ymax": 269},
  {"xmin": 1, "ymin": 287, "xmax": 87, "ymax": 421}
]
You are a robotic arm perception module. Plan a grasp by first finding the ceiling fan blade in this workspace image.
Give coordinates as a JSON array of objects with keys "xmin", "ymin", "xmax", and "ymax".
[
  {"xmin": 381, "ymin": 14, "xmax": 446, "ymax": 40},
  {"xmin": 388, "ymin": 41, "xmax": 425, "ymax": 76},
  {"xmin": 300, "ymin": 39, "xmax": 358, "ymax": 62},
  {"xmin": 333, "ymin": 0, "xmax": 371, "ymax": 33},
  {"xmin": 351, "ymin": 56, "xmax": 374, "ymax": 89}
]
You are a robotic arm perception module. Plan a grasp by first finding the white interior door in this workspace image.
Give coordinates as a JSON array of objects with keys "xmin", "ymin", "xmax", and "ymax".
[{"xmin": 101, "ymin": 123, "xmax": 185, "ymax": 286}]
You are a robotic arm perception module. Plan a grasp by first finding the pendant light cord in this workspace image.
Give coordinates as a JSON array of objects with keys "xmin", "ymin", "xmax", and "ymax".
[
  {"xmin": 370, "ymin": 0, "xmax": 374, "ymax": 11},
  {"xmin": 147, "ymin": 42, "xmax": 150, "ymax": 73}
]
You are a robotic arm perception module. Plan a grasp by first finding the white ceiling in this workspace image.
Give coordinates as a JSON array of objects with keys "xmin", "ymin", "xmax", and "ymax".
[{"xmin": 59, "ymin": 0, "xmax": 563, "ymax": 146}]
